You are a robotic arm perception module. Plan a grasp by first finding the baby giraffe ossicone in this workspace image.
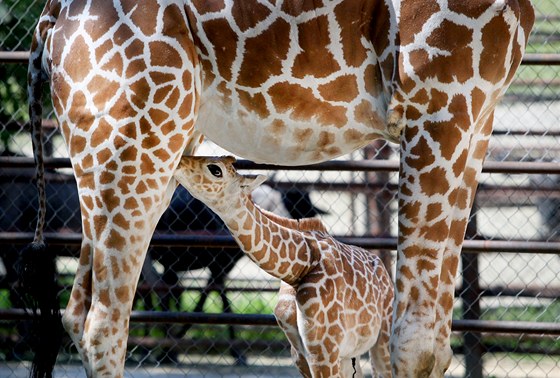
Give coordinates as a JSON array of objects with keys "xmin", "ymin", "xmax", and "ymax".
[{"xmin": 175, "ymin": 156, "xmax": 394, "ymax": 378}]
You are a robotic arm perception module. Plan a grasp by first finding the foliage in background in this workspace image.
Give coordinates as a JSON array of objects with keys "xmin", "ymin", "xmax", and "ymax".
[{"xmin": 0, "ymin": 0, "xmax": 43, "ymax": 151}]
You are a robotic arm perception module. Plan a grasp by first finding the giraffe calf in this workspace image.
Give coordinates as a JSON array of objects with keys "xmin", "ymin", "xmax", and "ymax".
[{"xmin": 174, "ymin": 156, "xmax": 394, "ymax": 378}]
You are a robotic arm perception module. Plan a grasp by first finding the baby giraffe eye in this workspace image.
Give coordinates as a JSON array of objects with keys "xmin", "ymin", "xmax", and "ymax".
[{"xmin": 207, "ymin": 164, "xmax": 223, "ymax": 177}]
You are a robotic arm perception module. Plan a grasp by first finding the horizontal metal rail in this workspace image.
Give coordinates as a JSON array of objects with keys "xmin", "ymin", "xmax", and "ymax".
[
  {"xmin": 521, "ymin": 53, "xmax": 560, "ymax": 65},
  {"xmin": 0, "ymin": 51, "xmax": 29, "ymax": 63},
  {"xmin": 1, "ymin": 156, "xmax": 560, "ymax": 174},
  {"xmin": 3, "ymin": 173, "xmax": 560, "ymax": 204},
  {"xmin": 132, "ymin": 282, "xmax": 560, "ymax": 299},
  {"xmin": 2, "ymin": 51, "xmax": 559, "ymax": 65},
  {"xmin": 1, "ymin": 232, "xmax": 559, "ymax": 254},
  {"xmin": 6, "ymin": 119, "xmax": 560, "ymax": 138},
  {"xmin": 1, "ymin": 309, "xmax": 559, "ymax": 335},
  {"xmin": 124, "ymin": 336, "xmax": 289, "ymax": 354},
  {"xmin": 452, "ymin": 319, "xmax": 560, "ymax": 335}
]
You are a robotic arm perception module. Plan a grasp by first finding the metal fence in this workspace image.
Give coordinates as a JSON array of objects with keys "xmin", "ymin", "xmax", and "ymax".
[{"xmin": 1, "ymin": 1, "xmax": 559, "ymax": 377}]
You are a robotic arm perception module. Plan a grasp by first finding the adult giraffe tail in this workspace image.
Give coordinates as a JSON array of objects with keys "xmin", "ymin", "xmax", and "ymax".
[{"xmin": 19, "ymin": 17, "xmax": 62, "ymax": 378}]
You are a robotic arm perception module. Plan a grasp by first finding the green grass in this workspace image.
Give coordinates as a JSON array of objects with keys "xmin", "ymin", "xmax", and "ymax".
[
  {"xmin": 481, "ymin": 300, "xmax": 560, "ymax": 350},
  {"xmin": 450, "ymin": 300, "xmax": 560, "ymax": 352},
  {"xmin": 0, "ymin": 290, "xmax": 11, "ymax": 308},
  {"xmin": 128, "ymin": 289, "xmax": 285, "ymax": 342},
  {"xmin": 480, "ymin": 299, "xmax": 560, "ymax": 323}
]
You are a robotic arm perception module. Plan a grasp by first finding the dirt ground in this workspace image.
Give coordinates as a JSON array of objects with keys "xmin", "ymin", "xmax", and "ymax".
[{"xmin": 4, "ymin": 354, "xmax": 560, "ymax": 378}]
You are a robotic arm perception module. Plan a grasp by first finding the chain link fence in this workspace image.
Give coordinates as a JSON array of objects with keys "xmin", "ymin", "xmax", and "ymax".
[{"xmin": 1, "ymin": 1, "xmax": 559, "ymax": 377}]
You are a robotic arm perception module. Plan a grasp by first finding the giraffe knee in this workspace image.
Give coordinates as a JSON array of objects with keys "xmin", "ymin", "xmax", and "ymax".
[
  {"xmin": 416, "ymin": 351, "xmax": 436, "ymax": 378},
  {"xmin": 433, "ymin": 345, "xmax": 453, "ymax": 377},
  {"xmin": 274, "ymin": 285, "xmax": 297, "ymax": 326},
  {"xmin": 391, "ymin": 332, "xmax": 436, "ymax": 378},
  {"xmin": 274, "ymin": 300, "xmax": 295, "ymax": 325}
]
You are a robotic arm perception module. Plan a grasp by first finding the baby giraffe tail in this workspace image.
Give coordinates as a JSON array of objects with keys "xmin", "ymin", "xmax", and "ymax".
[{"xmin": 18, "ymin": 17, "xmax": 63, "ymax": 378}]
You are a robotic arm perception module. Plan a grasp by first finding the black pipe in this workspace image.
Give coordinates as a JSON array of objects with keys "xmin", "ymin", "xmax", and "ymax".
[
  {"xmin": 2, "ymin": 309, "xmax": 560, "ymax": 335},
  {"xmin": 2, "ymin": 156, "xmax": 560, "ymax": 174},
  {"xmin": 1, "ymin": 232, "xmax": 560, "ymax": 254}
]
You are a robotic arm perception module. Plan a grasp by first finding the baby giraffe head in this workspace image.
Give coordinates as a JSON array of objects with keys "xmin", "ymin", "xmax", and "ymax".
[{"xmin": 175, "ymin": 156, "xmax": 268, "ymax": 211}]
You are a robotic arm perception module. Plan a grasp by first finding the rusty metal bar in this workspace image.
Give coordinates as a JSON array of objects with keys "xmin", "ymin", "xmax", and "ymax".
[
  {"xmin": 2, "ymin": 232, "xmax": 559, "ymax": 254},
  {"xmin": 3, "ymin": 173, "xmax": 560, "ymax": 204},
  {"xmin": 6, "ymin": 119, "xmax": 560, "ymax": 138},
  {"xmin": 2, "ymin": 51, "xmax": 559, "ymax": 65},
  {"xmin": 1, "ymin": 156, "xmax": 560, "ymax": 174},
  {"xmin": 2, "ymin": 309, "xmax": 560, "ymax": 335},
  {"xmin": 132, "ymin": 282, "xmax": 560, "ymax": 299},
  {"xmin": 3, "ymin": 173, "xmax": 560, "ymax": 203}
]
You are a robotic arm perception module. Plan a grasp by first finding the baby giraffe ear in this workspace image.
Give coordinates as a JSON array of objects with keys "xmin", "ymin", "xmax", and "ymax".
[{"xmin": 241, "ymin": 174, "xmax": 268, "ymax": 193}]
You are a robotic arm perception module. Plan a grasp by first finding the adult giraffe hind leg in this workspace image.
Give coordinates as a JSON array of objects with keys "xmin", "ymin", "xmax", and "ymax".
[
  {"xmin": 431, "ymin": 3, "xmax": 535, "ymax": 373},
  {"xmin": 43, "ymin": 1, "xmax": 200, "ymax": 376}
]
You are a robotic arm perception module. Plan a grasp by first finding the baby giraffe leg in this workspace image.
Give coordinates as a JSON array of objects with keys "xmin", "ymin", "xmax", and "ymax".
[
  {"xmin": 274, "ymin": 283, "xmax": 311, "ymax": 377},
  {"xmin": 369, "ymin": 286, "xmax": 393, "ymax": 378},
  {"xmin": 302, "ymin": 314, "xmax": 342, "ymax": 377},
  {"xmin": 306, "ymin": 355, "xmax": 341, "ymax": 378}
]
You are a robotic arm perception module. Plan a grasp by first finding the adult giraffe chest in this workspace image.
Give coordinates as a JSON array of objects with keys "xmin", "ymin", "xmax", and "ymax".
[{"xmin": 186, "ymin": 0, "xmax": 391, "ymax": 165}]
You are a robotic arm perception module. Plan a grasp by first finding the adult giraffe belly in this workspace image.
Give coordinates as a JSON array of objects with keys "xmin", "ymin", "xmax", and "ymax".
[
  {"xmin": 195, "ymin": 88, "xmax": 386, "ymax": 166},
  {"xmin": 187, "ymin": 0, "xmax": 391, "ymax": 165}
]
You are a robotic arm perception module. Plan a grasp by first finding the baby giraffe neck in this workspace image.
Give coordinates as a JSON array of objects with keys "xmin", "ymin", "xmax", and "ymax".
[{"xmin": 217, "ymin": 195, "xmax": 315, "ymax": 284}]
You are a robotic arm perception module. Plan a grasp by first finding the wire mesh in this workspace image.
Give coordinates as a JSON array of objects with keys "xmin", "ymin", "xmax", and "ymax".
[{"xmin": 1, "ymin": 1, "xmax": 559, "ymax": 377}]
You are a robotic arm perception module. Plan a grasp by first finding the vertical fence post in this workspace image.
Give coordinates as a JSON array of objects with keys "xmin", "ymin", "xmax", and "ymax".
[
  {"xmin": 461, "ymin": 201, "xmax": 484, "ymax": 378},
  {"xmin": 364, "ymin": 142, "xmax": 393, "ymax": 271}
]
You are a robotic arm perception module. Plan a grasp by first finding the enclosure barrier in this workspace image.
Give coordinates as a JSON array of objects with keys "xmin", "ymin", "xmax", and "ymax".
[
  {"xmin": 1, "ymin": 309, "xmax": 560, "ymax": 335},
  {"xmin": 1, "ymin": 157, "xmax": 559, "ymax": 335},
  {"xmin": 2, "ymin": 155, "xmax": 560, "ymax": 173},
  {"xmin": 1, "ymin": 232, "xmax": 560, "ymax": 254}
]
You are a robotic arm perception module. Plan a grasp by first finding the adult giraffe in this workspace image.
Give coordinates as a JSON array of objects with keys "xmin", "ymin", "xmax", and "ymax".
[{"xmin": 24, "ymin": 0, "xmax": 534, "ymax": 377}]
